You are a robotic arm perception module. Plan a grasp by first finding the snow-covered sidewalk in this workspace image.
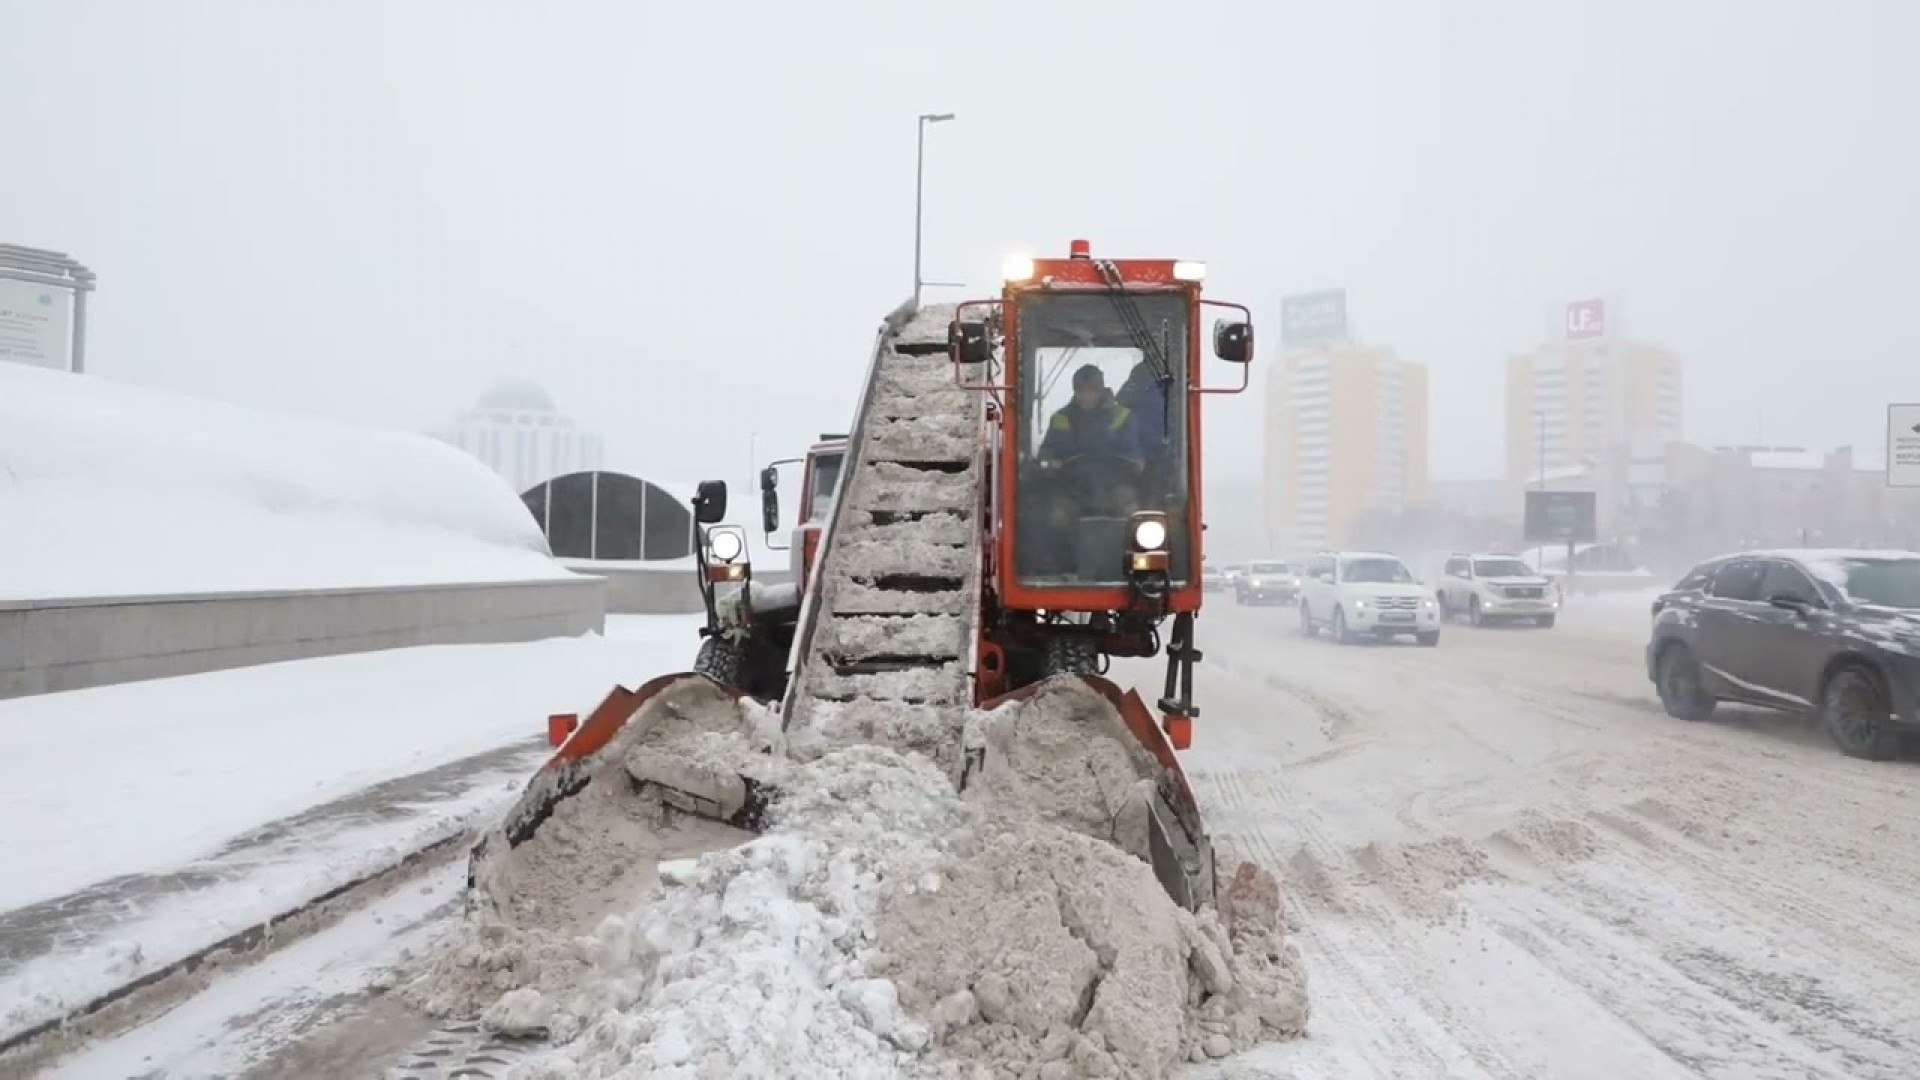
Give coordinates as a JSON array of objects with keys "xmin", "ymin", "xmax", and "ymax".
[{"xmin": 0, "ymin": 614, "xmax": 701, "ymax": 1046}]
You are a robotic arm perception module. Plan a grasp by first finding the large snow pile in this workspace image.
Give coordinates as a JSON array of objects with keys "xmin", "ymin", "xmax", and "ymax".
[
  {"xmin": 0, "ymin": 364, "xmax": 570, "ymax": 600},
  {"xmin": 405, "ymin": 679, "xmax": 1309, "ymax": 1079}
]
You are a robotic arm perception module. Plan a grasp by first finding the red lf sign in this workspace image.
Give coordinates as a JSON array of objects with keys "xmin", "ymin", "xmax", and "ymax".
[{"xmin": 1565, "ymin": 298, "xmax": 1605, "ymax": 339}]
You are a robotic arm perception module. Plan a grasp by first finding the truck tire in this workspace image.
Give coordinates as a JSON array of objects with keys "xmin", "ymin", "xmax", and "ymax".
[
  {"xmin": 1044, "ymin": 635, "xmax": 1099, "ymax": 676},
  {"xmin": 695, "ymin": 636, "xmax": 747, "ymax": 689}
]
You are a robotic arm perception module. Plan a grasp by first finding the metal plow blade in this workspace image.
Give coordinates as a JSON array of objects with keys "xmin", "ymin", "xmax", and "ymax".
[
  {"xmin": 965, "ymin": 674, "xmax": 1219, "ymax": 912},
  {"xmin": 465, "ymin": 672, "xmax": 772, "ymax": 917}
]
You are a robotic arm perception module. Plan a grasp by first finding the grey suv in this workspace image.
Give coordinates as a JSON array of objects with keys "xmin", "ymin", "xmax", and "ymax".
[{"xmin": 1647, "ymin": 549, "xmax": 1920, "ymax": 759}]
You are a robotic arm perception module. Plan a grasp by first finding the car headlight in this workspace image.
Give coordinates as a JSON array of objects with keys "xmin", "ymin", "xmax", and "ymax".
[
  {"xmin": 1423, "ymin": 597, "xmax": 1436, "ymax": 609},
  {"xmin": 707, "ymin": 526, "xmax": 745, "ymax": 564},
  {"xmin": 1353, "ymin": 599, "xmax": 1367, "ymax": 609},
  {"xmin": 1129, "ymin": 513, "xmax": 1168, "ymax": 552}
]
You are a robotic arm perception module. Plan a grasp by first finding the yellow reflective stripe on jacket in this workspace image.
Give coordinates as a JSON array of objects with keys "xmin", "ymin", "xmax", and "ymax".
[{"xmin": 1053, "ymin": 405, "xmax": 1131, "ymax": 432}]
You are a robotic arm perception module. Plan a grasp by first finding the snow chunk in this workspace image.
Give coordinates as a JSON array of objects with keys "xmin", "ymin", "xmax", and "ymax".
[
  {"xmin": 852, "ymin": 465, "xmax": 978, "ymax": 515},
  {"xmin": 867, "ymin": 416, "xmax": 975, "ymax": 464},
  {"xmin": 806, "ymin": 664, "xmax": 969, "ymax": 706},
  {"xmin": 836, "ymin": 535, "xmax": 974, "ymax": 579},
  {"xmin": 827, "ymin": 578, "xmax": 970, "ymax": 616},
  {"xmin": 819, "ymin": 614, "xmax": 970, "ymax": 661}
]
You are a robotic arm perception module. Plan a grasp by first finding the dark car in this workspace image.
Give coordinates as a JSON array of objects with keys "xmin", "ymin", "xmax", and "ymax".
[
  {"xmin": 1235, "ymin": 560, "xmax": 1301, "ymax": 605},
  {"xmin": 1646, "ymin": 549, "xmax": 1920, "ymax": 759}
]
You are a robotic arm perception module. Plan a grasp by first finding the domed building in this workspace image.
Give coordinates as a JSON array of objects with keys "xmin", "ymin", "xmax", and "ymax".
[
  {"xmin": 432, "ymin": 378, "xmax": 697, "ymax": 566},
  {"xmin": 431, "ymin": 377, "xmax": 605, "ymax": 496}
]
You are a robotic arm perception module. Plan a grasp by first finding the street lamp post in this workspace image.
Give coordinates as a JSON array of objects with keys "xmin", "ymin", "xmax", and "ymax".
[{"xmin": 913, "ymin": 112, "xmax": 955, "ymax": 306}]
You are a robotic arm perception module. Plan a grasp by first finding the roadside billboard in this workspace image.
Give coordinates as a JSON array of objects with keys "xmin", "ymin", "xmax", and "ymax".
[
  {"xmin": 0, "ymin": 276, "xmax": 73, "ymax": 371},
  {"xmin": 1524, "ymin": 489, "xmax": 1598, "ymax": 545},
  {"xmin": 1280, "ymin": 289, "xmax": 1349, "ymax": 348},
  {"xmin": 1890, "ymin": 403, "xmax": 1920, "ymax": 488}
]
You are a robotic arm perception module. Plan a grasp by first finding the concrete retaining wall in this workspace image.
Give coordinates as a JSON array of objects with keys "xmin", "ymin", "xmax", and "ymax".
[
  {"xmin": 564, "ymin": 561, "xmax": 793, "ymax": 616},
  {"xmin": 0, "ymin": 575, "xmax": 607, "ymax": 699}
]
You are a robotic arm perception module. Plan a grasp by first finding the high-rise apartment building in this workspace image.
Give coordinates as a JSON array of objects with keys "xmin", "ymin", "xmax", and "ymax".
[
  {"xmin": 1263, "ymin": 342, "xmax": 1429, "ymax": 552},
  {"xmin": 1505, "ymin": 297, "xmax": 1682, "ymax": 490}
]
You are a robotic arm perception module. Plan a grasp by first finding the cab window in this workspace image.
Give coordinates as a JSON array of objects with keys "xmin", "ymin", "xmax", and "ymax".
[{"xmin": 805, "ymin": 452, "xmax": 842, "ymax": 524}]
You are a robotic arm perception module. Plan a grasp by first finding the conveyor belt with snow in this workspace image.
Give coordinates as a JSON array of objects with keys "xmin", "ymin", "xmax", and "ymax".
[{"xmin": 782, "ymin": 303, "xmax": 987, "ymax": 765}]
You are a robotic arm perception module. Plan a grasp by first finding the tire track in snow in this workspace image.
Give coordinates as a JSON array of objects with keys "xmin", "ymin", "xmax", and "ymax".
[
  {"xmin": 1451, "ymin": 683, "xmax": 1920, "ymax": 1074},
  {"xmin": 1204, "ymin": 752, "xmax": 1523, "ymax": 1079},
  {"xmin": 1190, "ymin": 619, "xmax": 1920, "ymax": 1079}
]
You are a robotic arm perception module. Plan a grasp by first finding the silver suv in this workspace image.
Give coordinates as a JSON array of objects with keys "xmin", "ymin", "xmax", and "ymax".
[{"xmin": 1437, "ymin": 552, "xmax": 1560, "ymax": 627}]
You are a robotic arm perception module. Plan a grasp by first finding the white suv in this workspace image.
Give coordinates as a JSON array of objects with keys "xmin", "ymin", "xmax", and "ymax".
[
  {"xmin": 1298, "ymin": 551, "xmax": 1441, "ymax": 646},
  {"xmin": 1437, "ymin": 552, "xmax": 1560, "ymax": 627}
]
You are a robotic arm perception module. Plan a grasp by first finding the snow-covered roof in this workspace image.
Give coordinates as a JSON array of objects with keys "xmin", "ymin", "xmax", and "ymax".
[
  {"xmin": 1746, "ymin": 449, "xmax": 1826, "ymax": 471},
  {"xmin": 1524, "ymin": 463, "xmax": 1595, "ymax": 485},
  {"xmin": 0, "ymin": 365, "xmax": 574, "ymax": 601},
  {"xmin": 523, "ymin": 466, "xmax": 697, "ymax": 509},
  {"xmin": 1734, "ymin": 548, "xmax": 1920, "ymax": 563}
]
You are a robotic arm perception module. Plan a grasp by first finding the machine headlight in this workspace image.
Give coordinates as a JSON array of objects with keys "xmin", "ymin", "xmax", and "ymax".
[
  {"xmin": 1172, "ymin": 260, "xmax": 1207, "ymax": 282},
  {"xmin": 1133, "ymin": 517, "xmax": 1168, "ymax": 551},
  {"xmin": 707, "ymin": 526, "xmax": 746, "ymax": 564},
  {"xmin": 1003, "ymin": 256, "xmax": 1034, "ymax": 282}
]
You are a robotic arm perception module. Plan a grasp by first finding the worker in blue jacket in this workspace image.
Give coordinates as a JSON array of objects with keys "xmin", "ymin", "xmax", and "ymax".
[
  {"xmin": 1037, "ymin": 364, "xmax": 1144, "ymax": 532},
  {"xmin": 1117, "ymin": 358, "xmax": 1174, "ymax": 497}
]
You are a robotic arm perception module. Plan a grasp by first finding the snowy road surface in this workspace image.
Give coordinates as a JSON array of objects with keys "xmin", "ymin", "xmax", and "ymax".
[
  {"xmin": 20, "ymin": 595, "xmax": 1920, "ymax": 1078},
  {"xmin": 1160, "ymin": 594, "xmax": 1920, "ymax": 1080}
]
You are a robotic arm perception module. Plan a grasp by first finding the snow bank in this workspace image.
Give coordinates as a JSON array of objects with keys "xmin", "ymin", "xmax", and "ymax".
[
  {"xmin": 0, "ymin": 614, "xmax": 701, "ymax": 1044},
  {"xmin": 0, "ymin": 364, "xmax": 572, "ymax": 601},
  {"xmin": 0, "ymin": 614, "xmax": 701, "ymax": 911},
  {"xmin": 409, "ymin": 679, "xmax": 1309, "ymax": 1079}
]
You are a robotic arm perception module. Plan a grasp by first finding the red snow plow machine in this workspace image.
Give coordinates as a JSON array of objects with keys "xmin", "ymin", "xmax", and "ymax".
[{"xmin": 471, "ymin": 240, "xmax": 1254, "ymax": 915}]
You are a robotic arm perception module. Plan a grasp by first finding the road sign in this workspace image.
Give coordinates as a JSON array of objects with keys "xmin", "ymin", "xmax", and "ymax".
[
  {"xmin": 1889, "ymin": 403, "xmax": 1920, "ymax": 488},
  {"xmin": 1524, "ymin": 489, "xmax": 1597, "ymax": 544},
  {"xmin": 0, "ymin": 276, "xmax": 73, "ymax": 370}
]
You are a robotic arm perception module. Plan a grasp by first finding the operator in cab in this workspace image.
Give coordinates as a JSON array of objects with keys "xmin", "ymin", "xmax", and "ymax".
[
  {"xmin": 1040, "ymin": 363, "xmax": 1145, "ymax": 470},
  {"xmin": 1036, "ymin": 364, "xmax": 1145, "ymax": 547},
  {"xmin": 1117, "ymin": 358, "xmax": 1172, "ymax": 495}
]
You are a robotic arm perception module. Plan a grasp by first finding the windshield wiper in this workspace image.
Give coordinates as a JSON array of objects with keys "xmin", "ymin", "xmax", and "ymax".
[{"xmin": 1095, "ymin": 259, "xmax": 1172, "ymax": 386}]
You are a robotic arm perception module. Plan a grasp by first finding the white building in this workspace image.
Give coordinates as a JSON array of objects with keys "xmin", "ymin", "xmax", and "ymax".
[
  {"xmin": 1506, "ymin": 297, "xmax": 1683, "ymax": 492},
  {"xmin": 430, "ymin": 377, "xmax": 604, "ymax": 495}
]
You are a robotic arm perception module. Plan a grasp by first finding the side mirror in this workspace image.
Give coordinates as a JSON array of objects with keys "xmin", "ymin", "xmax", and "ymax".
[
  {"xmin": 693, "ymin": 479, "xmax": 727, "ymax": 525},
  {"xmin": 761, "ymin": 487, "xmax": 780, "ymax": 535},
  {"xmin": 760, "ymin": 466, "xmax": 779, "ymax": 493},
  {"xmin": 950, "ymin": 319, "xmax": 991, "ymax": 367},
  {"xmin": 1317, "ymin": 572, "xmax": 1335, "ymax": 585},
  {"xmin": 1213, "ymin": 319, "xmax": 1253, "ymax": 365},
  {"xmin": 1767, "ymin": 593, "xmax": 1811, "ymax": 614}
]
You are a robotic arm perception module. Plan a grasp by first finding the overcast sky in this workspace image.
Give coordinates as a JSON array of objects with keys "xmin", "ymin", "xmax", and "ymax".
[{"xmin": 5, "ymin": 0, "xmax": 1916, "ymax": 496}]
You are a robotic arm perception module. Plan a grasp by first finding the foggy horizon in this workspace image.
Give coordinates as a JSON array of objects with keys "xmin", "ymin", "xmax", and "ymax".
[{"xmin": 5, "ymin": 0, "xmax": 1915, "ymax": 488}]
